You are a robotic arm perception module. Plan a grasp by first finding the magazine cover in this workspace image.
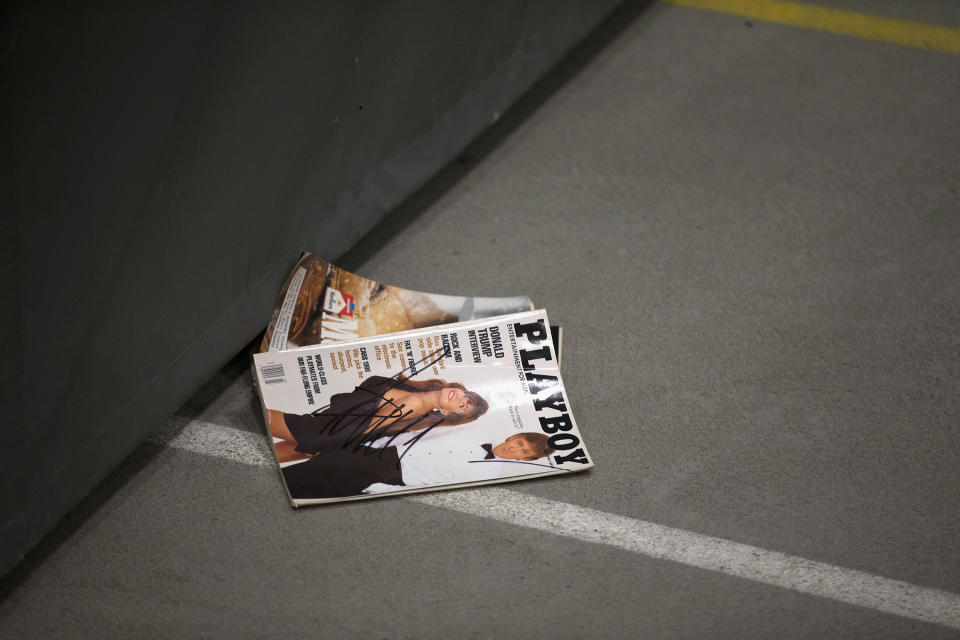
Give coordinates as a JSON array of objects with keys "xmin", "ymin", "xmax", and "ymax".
[
  {"xmin": 252, "ymin": 309, "xmax": 593, "ymax": 506},
  {"xmin": 261, "ymin": 254, "xmax": 534, "ymax": 351}
]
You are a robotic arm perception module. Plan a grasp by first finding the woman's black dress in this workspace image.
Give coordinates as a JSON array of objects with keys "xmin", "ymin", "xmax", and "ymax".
[{"xmin": 283, "ymin": 375, "xmax": 436, "ymax": 454}]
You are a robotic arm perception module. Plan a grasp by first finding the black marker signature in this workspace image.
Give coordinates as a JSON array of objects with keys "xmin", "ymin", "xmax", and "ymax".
[
  {"xmin": 299, "ymin": 346, "xmax": 451, "ymax": 464},
  {"xmin": 467, "ymin": 459, "xmax": 573, "ymax": 471}
]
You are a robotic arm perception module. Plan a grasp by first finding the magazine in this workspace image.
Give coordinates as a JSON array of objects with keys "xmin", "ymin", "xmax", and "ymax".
[
  {"xmin": 252, "ymin": 309, "xmax": 592, "ymax": 506},
  {"xmin": 261, "ymin": 254, "xmax": 534, "ymax": 351}
]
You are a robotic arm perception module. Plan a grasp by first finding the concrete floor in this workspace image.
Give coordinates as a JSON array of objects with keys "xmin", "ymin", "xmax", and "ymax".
[{"xmin": 2, "ymin": 1, "xmax": 959, "ymax": 637}]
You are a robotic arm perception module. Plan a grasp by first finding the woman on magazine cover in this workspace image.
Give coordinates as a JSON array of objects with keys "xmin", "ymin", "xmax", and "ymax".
[
  {"xmin": 282, "ymin": 431, "xmax": 556, "ymax": 501},
  {"xmin": 267, "ymin": 374, "xmax": 489, "ymax": 463}
]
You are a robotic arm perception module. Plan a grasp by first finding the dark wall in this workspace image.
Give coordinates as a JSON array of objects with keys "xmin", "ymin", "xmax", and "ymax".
[{"xmin": 0, "ymin": 1, "xmax": 622, "ymax": 575}]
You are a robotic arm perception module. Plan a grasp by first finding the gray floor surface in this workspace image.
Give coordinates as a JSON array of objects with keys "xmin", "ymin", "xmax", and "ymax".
[{"xmin": 2, "ymin": 1, "xmax": 959, "ymax": 638}]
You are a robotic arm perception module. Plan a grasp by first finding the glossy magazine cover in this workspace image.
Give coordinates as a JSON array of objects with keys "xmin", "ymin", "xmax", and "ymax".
[
  {"xmin": 260, "ymin": 254, "xmax": 534, "ymax": 352},
  {"xmin": 252, "ymin": 310, "xmax": 592, "ymax": 506}
]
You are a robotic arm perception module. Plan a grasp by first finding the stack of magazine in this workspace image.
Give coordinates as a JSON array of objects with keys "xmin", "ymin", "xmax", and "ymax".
[{"xmin": 252, "ymin": 254, "xmax": 593, "ymax": 506}]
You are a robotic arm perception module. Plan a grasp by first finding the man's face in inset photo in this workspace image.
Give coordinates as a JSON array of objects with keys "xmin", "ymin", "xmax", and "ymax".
[{"xmin": 493, "ymin": 434, "xmax": 541, "ymax": 461}]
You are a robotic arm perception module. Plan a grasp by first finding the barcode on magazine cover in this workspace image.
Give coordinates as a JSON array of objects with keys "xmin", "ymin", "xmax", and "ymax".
[{"xmin": 260, "ymin": 363, "xmax": 286, "ymax": 384}]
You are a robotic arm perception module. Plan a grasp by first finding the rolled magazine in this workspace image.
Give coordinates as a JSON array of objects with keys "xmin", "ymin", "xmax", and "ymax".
[{"xmin": 261, "ymin": 254, "xmax": 534, "ymax": 352}]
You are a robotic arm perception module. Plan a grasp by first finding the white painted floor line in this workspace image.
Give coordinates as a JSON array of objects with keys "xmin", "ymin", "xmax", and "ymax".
[
  {"xmin": 413, "ymin": 489, "xmax": 960, "ymax": 629},
  {"xmin": 153, "ymin": 417, "xmax": 960, "ymax": 630},
  {"xmin": 153, "ymin": 416, "xmax": 275, "ymax": 468}
]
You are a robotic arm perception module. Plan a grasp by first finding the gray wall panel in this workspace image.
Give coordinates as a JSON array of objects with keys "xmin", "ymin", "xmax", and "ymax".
[{"xmin": 1, "ymin": 0, "xmax": 623, "ymax": 575}]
